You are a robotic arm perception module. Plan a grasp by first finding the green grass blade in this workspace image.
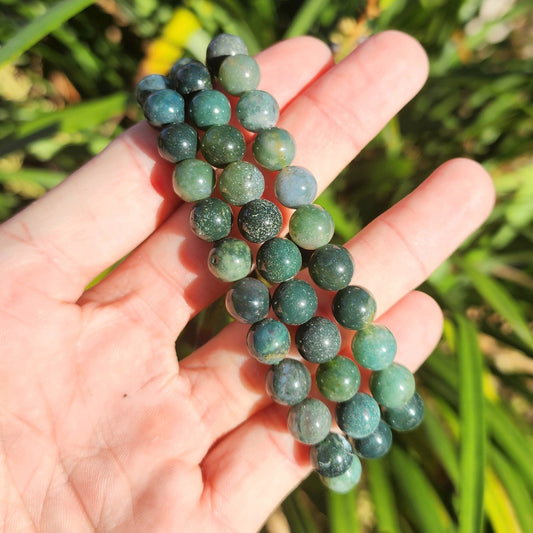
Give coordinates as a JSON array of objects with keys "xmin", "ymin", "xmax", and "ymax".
[
  {"xmin": 281, "ymin": 491, "xmax": 320, "ymax": 533},
  {"xmin": 484, "ymin": 466, "xmax": 520, "ymax": 533},
  {"xmin": 283, "ymin": 0, "xmax": 329, "ymax": 38},
  {"xmin": 327, "ymin": 489, "xmax": 360, "ymax": 533},
  {"xmin": 366, "ymin": 460, "xmax": 401, "ymax": 533}
]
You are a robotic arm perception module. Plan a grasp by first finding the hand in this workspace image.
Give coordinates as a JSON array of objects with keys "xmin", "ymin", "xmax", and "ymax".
[{"xmin": 0, "ymin": 32, "xmax": 494, "ymax": 532}]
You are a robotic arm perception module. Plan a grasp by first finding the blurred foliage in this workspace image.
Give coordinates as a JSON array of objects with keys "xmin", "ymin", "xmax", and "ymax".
[{"xmin": 1, "ymin": 0, "xmax": 532, "ymax": 531}]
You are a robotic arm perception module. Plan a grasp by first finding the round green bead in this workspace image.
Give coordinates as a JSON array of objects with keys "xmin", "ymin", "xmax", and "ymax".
[
  {"xmin": 207, "ymin": 237, "xmax": 252, "ymax": 282},
  {"xmin": 206, "ymin": 33, "xmax": 248, "ymax": 76},
  {"xmin": 287, "ymin": 398, "xmax": 332, "ymax": 445},
  {"xmin": 189, "ymin": 197, "xmax": 233, "ymax": 242},
  {"xmin": 382, "ymin": 392, "xmax": 424, "ymax": 432},
  {"xmin": 219, "ymin": 161, "xmax": 264, "ymax": 205},
  {"xmin": 237, "ymin": 199, "xmax": 282, "ymax": 243},
  {"xmin": 174, "ymin": 62, "xmax": 212, "ymax": 95},
  {"xmin": 143, "ymin": 89, "xmax": 185, "ymax": 128},
  {"xmin": 295, "ymin": 316, "xmax": 341, "ymax": 363},
  {"xmin": 336, "ymin": 392, "xmax": 381, "ymax": 439},
  {"xmin": 256, "ymin": 238, "xmax": 302, "ymax": 283},
  {"xmin": 316, "ymin": 356, "xmax": 360, "ymax": 402},
  {"xmin": 136, "ymin": 74, "xmax": 170, "ymax": 106},
  {"xmin": 310, "ymin": 433, "xmax": 354, "ymax": 478},
  {"xmin": 225, "ymin": 277, "xmax": 270, "ymax": 324},
  {"xmin": 246, "ymin": 318, "xmax": 290, "ymax": 364},
  {"xmin": 289, "ymin": 204, "xmax": 334, "ymax": 250},
  {"xmin": 265, "ymin": 358, "xmax": 311, "ymax": 405},
  {"xmin": 309, "ymin": 244, "xmax": 354, "ymax": 291},
  {"xmin": 272, "ymin": 279, "xmax": 318, "ymax": 326},
  {"xmin": 321, "ymin": 455, "xmax": 362, "ymax": 493},
  {"xmin": 353, "ymin": 420, "xmax": 392, "ymax": 459},
  {"xmin": 173, "ymin": 159, "xmax": 215, "ymax": 202},
  {"xmin": 352, "ymin": 323, "xmax": 397, "ymax": 371},
  {"xmin": 332, "ymin": 285, "xmax": 376, "ymax": 330},
  {"xmin": 189, "ymin": 89, "xmax": 231, "ymax": 130},
  {"xmin": 274, "ymin": 166, "xmax": 317, "ymax": 208},
  {"xmin": 158, "ymin": 123, "xmax": 198, "ymax": 163},
  {"xmin": 369, "ymin": 363, "xmax": 416, "ymax": 408},
  {"xmin": 236, "ymin": 90, "xmax": 280, "ymax": 132},
  {"xmin": 253, "ymin": 127, "xmax": 295, "ymax": 170},
  {"xmin": 219, "ymin": 54, "xmax": 260, "ymax": 95},
  {"xmin": 168, "ymin": 57, "xmax": 196, "ymax": 81},
  {"xmin": 200, "ymin": 125, "xmax": 246, "ymax": 168}
]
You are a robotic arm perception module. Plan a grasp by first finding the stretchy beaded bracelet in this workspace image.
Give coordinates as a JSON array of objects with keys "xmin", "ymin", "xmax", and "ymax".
[{"xmin": 137, "ymin": 33, "xmax": 424, "ymax": 493}]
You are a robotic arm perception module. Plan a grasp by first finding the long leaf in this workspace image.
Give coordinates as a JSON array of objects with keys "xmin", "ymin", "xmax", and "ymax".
[
  {"xmin": 283, "ymin": 0, "xmax": 329, "ymax": 38},
  {"xmin": 484, "ymin": 466, "xmax": 520, "ymax": 533},
  {"xmin": 366, "ymin": 460, "xmax": 400, "ymax": 533},
  {"xmin": 327, "ymin": 489, "xmax": 360, "ymax": 533}
]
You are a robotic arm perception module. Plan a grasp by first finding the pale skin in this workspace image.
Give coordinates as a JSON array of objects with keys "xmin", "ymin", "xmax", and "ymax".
[{"xmin": 0, "ymin": 31, "xmax": 494, "ymax": 532}]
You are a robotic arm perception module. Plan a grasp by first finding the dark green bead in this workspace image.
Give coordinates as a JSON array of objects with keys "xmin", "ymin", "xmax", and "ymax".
[
  {"xmin": 369, "ymin": 363, "xmax": 416, "ymax": 408},
  {"xmin": 352, "ymin": 324, "xmax": 397, "ymax": 371},
  {"xmin": 168, "ymin": 57, "xmax": 196, "ymax": 81},
  {"xmin": 206, "ymin": 33, "xmax": 248, "ymax": 76},
  {"xmin": 253, "ymin": 127, "xmax": 295, "ymax": 170},
  {"xmin": 316, "ymin": 356, "xmax": 360, "ymax": 402},
  {"xmin": 336, "ymin": 392, "xmax": 381, "ymax": 439},
  {"xmin": 332, "ymin": 285, "xmax": 376, "ymax": 330},
  {"xmin": 207, "ymin": 237, "xmax": 252, "ymax": 282},
  {"xmin": 353, "ymin": 420, "xmax": 392, "ymax": 459},
  {"xmin": 225, "ymin": 277, "xmax": 270, "ymax": 324},
  {"xmin": 272, "ymin": 279, "xmax": 318, "ymax": 326},
  {"xmin": 237, "ymin": 199, "xmax": 282, "ymax": 243},
  {"xmin": 173, "ymin": 159, "xmax": 215, "ymax": 202},
  {"xmin": 287, "ymin": 398, "xmax": 332, "ymax": 444},
  {"xmin": 189, "ymin": 90, "xmax": 231, "ymax": 129},
  {"xmin": 200, "ymin": 125, "xmax": 246, "ymax": 168},
  {"xmin": 295, "ymin": 317, "xmax": 341, "ymax": 363},
  {"xmin": 143, "ymin": 89, "xmax": 185, "ymax": 128},
  {"xmin": 310, "ymin": 433, "xmax": 354, "ymax": 478},
  {"xmin": 382, "ymin": 392, "xmax": 424, "ymax": 432},
  {"xmin": 236, "ymin": 90, "xmax": 279, "ymax": 132},
  {"xmin": 265, "ymin": 358, "xmax": 311, "ymax": 405},
  {"xmin": 274, "ymin": 166, "xmax": 317, "ymax": 208},
  {"xmin": 309, "ymin": 244, "xmax": 354, "ymax": 291},
  {"xmin": 289, "ymin": 204, "xmax": 334, "ymax": 250},
  {"xmin": 136, "ymin": 74, "xmax": 170, "ymax": 106},
  {"xmin": 190, "ymin": 197, "xmax": 233, "ymax": 242},
  {"xmin": 174, "ymin": 62, "xmax": 212, "ymax": 95},
  {"xmin": 256, "ymin": 238, "xmax": 302, "ymax": 284},
  {"xmin": 219, "ymin": 162, "xmax": 264, "ymax": 205},
  {"xmin": 158, "ymin": 123, "xmax": 198, "ymax": 163},
  {"xmin": 219, "ymin": 54, "xmax": 260, "ymax": 95},
  {"xmin": 246, "ymin": 318, "xmax": 290, "ymax": 364},
  {"xmin": 321, "ymin": 455, "xmax": 362, "ymax": 493}
]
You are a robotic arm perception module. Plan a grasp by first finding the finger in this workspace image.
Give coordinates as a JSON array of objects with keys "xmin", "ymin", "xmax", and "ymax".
[{"xmin": 0, "ymin": 37, "xmax": 333, "ymax": 302}]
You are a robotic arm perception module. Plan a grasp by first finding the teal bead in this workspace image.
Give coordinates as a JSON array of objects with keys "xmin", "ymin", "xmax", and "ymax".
[
  {"xmin": 168, "ymin": 57, "xmax": 196, "ymax": 81},
  {"xmin": 206, "ymin": 33, "xmax": 248, "ymax": 76},
  {"xmin": 189, "ymin": 197, "xmax": 232, "ymax": 242},
  {"xmin": 207, "ymin": 237, "xmax": 252, "ymax": 282},
  {"xmin": 256, "ymin": 238, "xmax": 302, "ymax": 283},
  {"xmin": 321, "ymin": 455, "xmax": 362, "ymax": 493},
  {"xmin": 173, "ymin": 159, "xmax": 215, "ymax": 202},
  {"xmin": 310, "ymin": 433, "xmax": 354, "ymax": 478},
  {"xmin": 158, "ymin": 123, "xmax": 198, "ymax": 163},
  {"xmin": 236, "ymin": 90, "xmax": 280, "ymax": 132},
  {"xmin": 309, "ymin": 244, "xmax": 354, "ymax": 291},
  {"xmin": 287, "ymin": 398, "xmax": 332, "ymax": 445},
  {"xmin": 336, "ymin": 392, "xmax": 381, "ymax": 439},
  {"xmin": 246, "ymin": 318, "xmax": 290, "ymax": 364},
  {"xmin": 174, "ymin": 62, "xmax": 212, "ymax": 95},
  {"xmin": 219, "ymin": 162, "xmax": 265, "ymax": 206},
  {"xmin": 272, "ymin": 279, "xmax": 318, "ymax": 326},
  {"xmin": 369, "ymin": 363, "xmax": 416, "ymax": 408},
  {"xmin": 352, "ymin": 324, "xmax": 397, "ymax": 371},
  {"xmin": 316, "ymin": 356, "xmax": 360, "ymax": 402},
  {"xmin": 265, "ymin": 358, "xmax": 311, "ymax": 405},
  {"xmin": 225, "ymin": 277, "xmax": 270, "ymax": 324},
  {"xmin": 353, "ymin": 420, "xmax": 392, "ymax": 459},
  {"xmin": 143, "ymin": 89, "xmax": 185, "ymax": 128},
  {"xmin": 189, "ymin": 90, "xmax": 231, "ymax": 129},
  {"xmin": 274, "ymin": 166, "xmax": 317, "ymax": 208},
  {"xmin": 253, "ymin": 127, "xmax": 295, "ymax": 170},
  {"xmin": 237, "ymin": 199, "xmax": 282, "ymax": 243},
  {"xmin": 289, "ymin": 204, "xmax": 334, "ymax": 250},
  {"xmin": 382, "ymin": 392, "xmax": 424, "ymax": 432},
  {"xmin": 136, "ymin": 74, "xmax": 170, "ymax": 106},
  {"xmin": 201, "ymin": 125, "xmax": 246, "ymax": 168},
  {"xmin": 332, "ymin": 285, "xmax": 376, "ymax": 330},
  {"xmin": 295, "ymin": 317, "xmax": 341, "ymax": 363},
  {"xmin": 219, "ymin": 54, "xmax": 260, "ymax": 95}
]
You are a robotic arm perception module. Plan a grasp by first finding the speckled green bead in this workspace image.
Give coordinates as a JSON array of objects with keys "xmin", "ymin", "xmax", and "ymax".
[
  {"xmin": 321, "ymin": 455, "xmax": 362, "ymax": 493},
  {"xmin": 316, "ymin": 356, "xmax": 360, "ymax": 402},
  {"xmin": 309, "ymin": 244, "xmax": 354, "ymax": 291},
  {"xmin": 272, "ymin": 279, "xmax": 318, "ymax": 326},
  {"xmin": 173, "ymin": 159, "xmax": 215, "ymax": 202},
  {"xmin": 236, "ymin": 90, "xmax": 280, "ymax": 132},
  {"xmin": 335, "ymin": 392, "xmax": 381, "ymax": 439},
  {"xmin": 225, "ymin": 277, "xmax": 270, "ymax": 324},
  {"xmin": 369, "ymin": 363, "xmax": 416, "ymax": 408},
  {"xmin": 274, "ymin": 166, "xmax": 317, "ymax": 208},
  {"xmin": 310, "ymin": 433, "xmax": 354, "ymax": 478},
  {"xmin": 219, "ymin": 161, "xmax": 265, "ymax": 205},
  {"xmin": 189, "ymin": 90, "xmax": 231, "ymax": 129},
  {"xmin": 207, "ymin": 237, "xmax": 252, "ymax": 282},
  {"xmin": 253, "ymin": 127, "xmax": 295, "ymax": 170},
  {"xmin": 200, "ymin": 125, "xmax": 246, "ymax": 168},
  {"xmin": 353, "ymin": 420, "xmax": 392, "ymax": 459},
  {"xmin": 206, "ymin": 33, "xmax": 248, "ymax": 76},
  {"xmin": 287, "ymin": 398, "xmax": 332, "ymax": 445},
  {"xmin": 246, "ymin": 318, "xmax": 290, "ymax": 364},
  {"xmin": 189, "ymin": 197, "xmax": 232, "ymax": 242},
  {"xmin": 238, "ymin": 199, "xmax": 282, "ymax": 243},
  {"xmin": 352, "ymin": 323, "xmax": 397, "ymax": 371},
  {"xmin": 295, "ymin": 317, "xmax": 341, "ymax": 364},
  {"xmin": 143, "ymin": 89, "xmax": 185, "ymax": 128},
  {"xmin": 265, "ymin": 358, "xmax": 311, "ymax": 405},
  {"xmin": 136, "ymin": 74, "xmax": 170, "ymax": 106},
  {"xmin": 219, "ymin": 54, "xmax": 260, "ymax": 95},
  {"xmin": 382, "ymin": 392, "xmax": 424, "ymax": 432},
  {"xmin": 168, "ymin": 57, "xmax": 196, "ymax": 81},
  {"xmin": 332, "ymin": 285, "xmax": 376, "ymax": 330},
  {"xmin": 256, "ymin": 238, "xmax": 302, "ymax": 283},
  {"xmin": 174, "ymin": 62, "xmax": 212, "ymax": 95},
  {"xmin": 158, "ymin": 123, "xmax": 198, "ymax": 163},
  {"xmin": 289, "ymin": 204, "xmax": 335, "ymax": 250}
]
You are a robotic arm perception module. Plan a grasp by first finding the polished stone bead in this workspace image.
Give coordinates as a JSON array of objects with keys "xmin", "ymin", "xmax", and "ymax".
[
  {"xmin": 246, "ymin": 318, "xmax": 290, "ymax": 364},
  {"xmin": 225, "ymin": 277, "xmax": 270, "ymax": 324},
  {"xmin": 207, "ymin": 237, "xmax": 252, "ymax": 282},
  {"xmin": 287, "ymin": 398, "xmax": 332, "ymax": 445},
  {"xmin": 289, "ymin": 204, "xmax": 335, "ymax": 250},
  {"xmin": 321, "ymin": 455, "xmax": 362, "ymax": 493},
  {"xmin": 274, "ymin": 166, "xmax": 317, "ymax": 208},
  {"xmin": 353, "ymin": 420, "xmax": 392, "ymax": 459},
  {"xmin": 200, "ymin": 125, "xmax": 246, "ymax": 168},
  {"xmin": 174, "ymin": 62, "xmax": 212, "ymax": 95},
  {"xmin": 316, "ymin": 356, "xmax": 360, "ymax": 402},
  {"xmin": 332, "ymin": 285, "xmax": 376, "ymax": 330},
  {"xmin": 219, "ymin": 162, "xmax": 264, "ymax": 206},
  {"xmin": 236, "ymin": 90, "xmax": 280, "ymax": 132},
  {"xmin": 168, "ymin": 57, "xmax": 196, "ymax": 81},
  {"xmin": 309, "ymin": 244, "xmax": 354, "ymax": 291},
  {"xmin": 158, "ymin": 123, "xmax": 198, "ymax": 163},
  {"xmin": 256, "ymin": 238, "xmax": 302, "ymax": 283},
  {"xmin": 206, "ymin": 33, "xmax": 248, "ymax": 76},
  {"xmin": 143, "ymin": 89, "xmax": 185, "ymax": 128},
  {"xmin": 238, "ymin": 199, "xmax": 282, "ymax": 243},
  {"xmin": 295, "ymin": 317, "xmax": 341, "ymax": 363},
  {"xmin": 265, "ymin": 358, "xmax": 311, "ymax": 405},
  {"xmin": 190, "ymin": 197, "xmax": 233, "ymax": 242},
  {"xmin": 189, "ymin": 90, "xmax": 231, "ymax": 130},
  {"xmin": 336, "ymin": 392, "xmax": 381, "ymax": 439},
  {"xmin": 253, "ymin": 127, "xmax": 295, "ymax": 170},
  {"xmin": 173, "ymin": 159, "xmax": 215, "ymax": 202},
  {"xmin": 352, "ymin": 323, "xmax": 397, "ymax": 371},
  {"xmin": 382, "ymin": 392, "xmax": 424, "ymax": 432},
  {"xmin": 369, "ymin": 363, "xmax": 416, "ymax": 408},
  {"xmin": 310, "ymin": 433, "xmax": 354, "ymax": 478},
  {"xmin": 272, "ymin": 279, "xmax": 318, "ymax": 326},
  {"xmin": 136, "ymin": 74, "xmax": 170, "ymax": 106},
  {"xmin": 219, "ymin": 54, "xmax": 260, "ymax": 96}
]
